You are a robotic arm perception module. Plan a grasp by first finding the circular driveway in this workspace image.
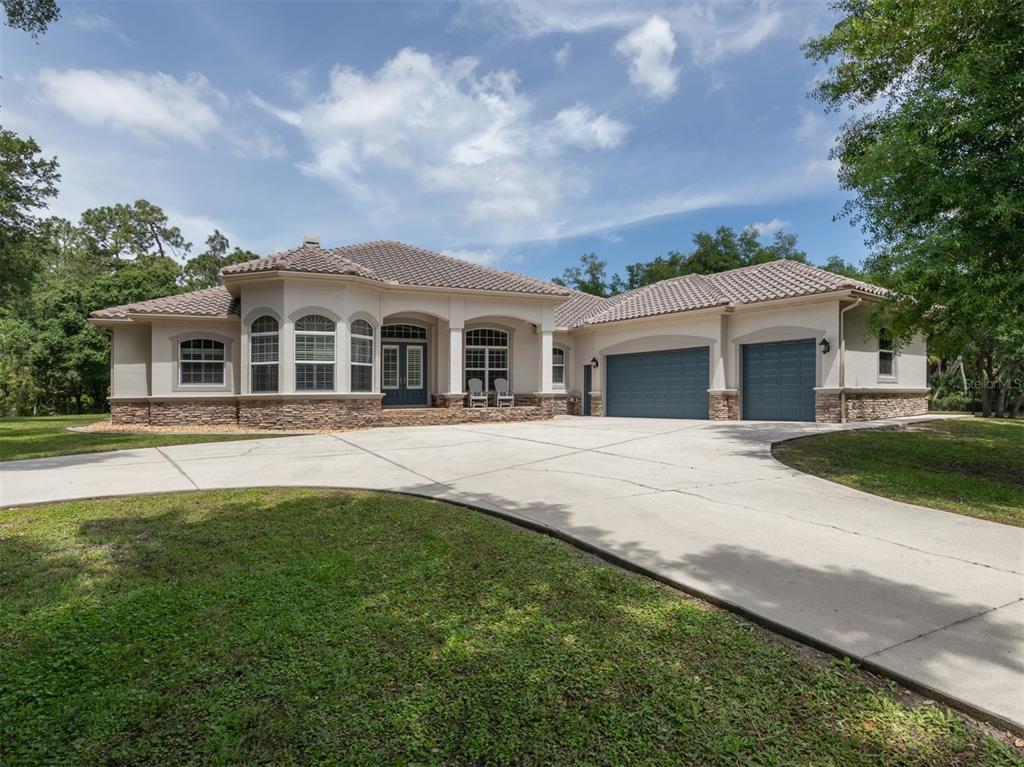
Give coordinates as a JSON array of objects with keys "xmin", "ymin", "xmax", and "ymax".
[{"xmin": 2, "ymin": 415, "xmax": 1021, "ymax": 730}]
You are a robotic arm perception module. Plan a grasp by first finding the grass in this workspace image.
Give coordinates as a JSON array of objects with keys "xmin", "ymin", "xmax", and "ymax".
[
  {"xmin": 773, "ymin": 418, "xmax": 1024, "ymax": 527},
  {"xmin": 0, "ymin": 415, "xmax": 278, "ymax": 462},
  {"xmin": 1, "ymin": 488, "xmax": 1018, "ymax": 766}
]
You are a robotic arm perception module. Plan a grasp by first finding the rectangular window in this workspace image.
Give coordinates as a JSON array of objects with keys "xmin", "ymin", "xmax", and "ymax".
[
  {"xmin": 382, "ymin": 345, "xmax": 399, "ymax": 389},
  {"xmin": 251, "ymin": 364, "xmax": 279, "ymax": 393},
  {"xmin": 296, "ymin": 363, "xmax": 334, "ymax": 391},
  {"xmin": 351, "ymin": 364, "xmax": 372, "ymax": 392},
  {"xmin": 879, "ymin": 329, "xmax": 895, "ymax": 378},
  {"xmin": 180, "ymin": 339, "xmax": 225, "ymax": 385},
  {"xmin": 296, "ymin": 330, "xmax": 334, "ymax": 392},
  {"xmin": 406, "ymin": 346, "xmax": 424, "ymax": 389},
  {"xmin": 251, "ymin": 335, "xmax": 278, "ymax": 363}
]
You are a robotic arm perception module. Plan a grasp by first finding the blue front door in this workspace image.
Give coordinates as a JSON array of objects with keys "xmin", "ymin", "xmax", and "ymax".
[{"xmin": 382, "ymin": 342, "xmax": 428, "ymax": 407}]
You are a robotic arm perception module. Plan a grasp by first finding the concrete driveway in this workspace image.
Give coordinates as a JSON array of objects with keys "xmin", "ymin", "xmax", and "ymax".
[{"xmin": 2, "ymin": 415, "xmax": 1021, "ymax": 730}]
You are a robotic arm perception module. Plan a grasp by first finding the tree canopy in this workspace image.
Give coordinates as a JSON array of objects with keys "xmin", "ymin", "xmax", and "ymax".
[
  {"xmin": 552, "ymin": 226, "xmax": 811, "ymax": 296},
  {"xmin": 805, "ymin": 0, "xmax": 1024, "ymax": 416},
  {"xmin": 1, "ymin": 0, "xmax": 60, "ymax": 36}
]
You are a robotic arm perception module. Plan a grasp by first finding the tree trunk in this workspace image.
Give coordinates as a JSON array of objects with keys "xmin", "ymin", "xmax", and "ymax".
[
  {"xmin": 995, "ymin": 362, "xmax": 1020, "ymax": 419},
  {"xmin": 978, "ymin": 355, "xmax": 992, "ymax": 417}
]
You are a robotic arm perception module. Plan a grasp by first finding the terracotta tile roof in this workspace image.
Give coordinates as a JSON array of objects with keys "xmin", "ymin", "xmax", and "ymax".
[
  {"xmin": 223, "ymin": 240, "xmax": 572, "ymax": 297},
  {"xmin": 707, "ymin": 259, "xmax": 886, "ymax": 304},
  {"xmin": 559, "ymin": 260, "xmax": 887, "ymax": 327},
  {"xmin": 90, "ymin": 286, "xmax": 239, "ymax": 319}
]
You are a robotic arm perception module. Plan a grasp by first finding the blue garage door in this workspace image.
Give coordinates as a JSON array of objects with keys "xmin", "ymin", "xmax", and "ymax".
[
  {"xmin": 606, "ymin": 347, "xmax": 709, "ymax": 419},
  {"xmin": 742, "ymin": 340, "xmax": 816, "ymax": 421}
]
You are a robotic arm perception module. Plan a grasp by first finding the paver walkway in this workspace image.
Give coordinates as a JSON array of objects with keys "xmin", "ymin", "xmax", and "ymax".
[{"xmin": 2, "ymin": 415, "xmax": 1021, "ymax": 729}]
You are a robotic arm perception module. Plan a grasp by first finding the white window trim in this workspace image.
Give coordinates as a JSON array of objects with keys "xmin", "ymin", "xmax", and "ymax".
[
  {"xmin": 177, "ymin": 338, "xmax": 227, "ymax": 388},
  {"xmin": 465, "ymin": 328, "xmax": 511, "ymax": 391},
  {"xmin": 552, "ymin": 345, "xmax": 567, "ymax": 389},
  {"xmin": 249, "ymin": 317, "xmax": 279, "ymax": 393},
  {"xmin": 878, "ymin": 329, "xmax": 897, "ymax": 382},
  {"xmin": 295, "ymin": 316, "xmax": 336, "ymax": 392},
  {"xmin": 350, "ymin": 319, "xmax": 375, "ymax": 393}
]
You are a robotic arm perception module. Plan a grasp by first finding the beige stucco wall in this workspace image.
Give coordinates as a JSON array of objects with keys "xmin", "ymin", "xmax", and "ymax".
[
  {"xmin": 842, "ymin": 302, "xmax": 928, "ymax": 389},
  {"xmin": 110, "ymin": 324, "xmax": 151, "ymax": 398},
  {"xmin": 149, "ymin": 319, "xmax": 241, "ymax": 397}
]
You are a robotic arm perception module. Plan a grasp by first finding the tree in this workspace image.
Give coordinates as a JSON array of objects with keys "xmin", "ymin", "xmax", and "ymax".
[
  {"xmin": 805, "ymin": 0, "xmax": 1024, "ymax": 416},
  {"xmin": 1, "ymin": 0, "xmax": 60, "ymax": 36},
  {"xmin": 181, "ymin": 230, "xmax": 258, "ymax": 291},
  {"xmin": 821, "ymin": 255, "xmax": 865, "ymax": 279},
  {"xmin": 621, "ymin": 227, "xmax": 809, "ymax": 290},
  {"xmin": 78, "ymin": 200, "xmax": 191, "ymax": 264},
  {"xmin": 551, "ymin": 252, "xmax": 622, "ymax": 297},
  {"xmin": 0, "ymin": 127, "xmax": 60, "ymax": 308}
]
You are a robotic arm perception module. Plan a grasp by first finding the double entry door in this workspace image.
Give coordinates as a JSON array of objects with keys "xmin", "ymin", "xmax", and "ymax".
[{"xmin": 382, "ymin": 342, "xmax": 428, "ymax": 407}]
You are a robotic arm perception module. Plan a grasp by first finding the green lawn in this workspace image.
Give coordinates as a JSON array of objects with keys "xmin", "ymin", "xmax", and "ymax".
[
  {"xmin": 773, "ymin": 418, "xmax": 1024, "ymax": 527},
  {"xmin": 0, "ymin": 415, "xmax": 278, "ymax": 462},
  {"xmin": 1, "ymin": 489, "xmax": 1017, "ymax": 766}
]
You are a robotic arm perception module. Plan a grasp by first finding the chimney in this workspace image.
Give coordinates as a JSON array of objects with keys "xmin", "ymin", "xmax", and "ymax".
[{"xmin": 303, "ymin": 234, "xmax": 320, "ymax": 247}]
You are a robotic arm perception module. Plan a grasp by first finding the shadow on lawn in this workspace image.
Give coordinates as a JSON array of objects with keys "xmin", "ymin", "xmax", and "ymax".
[{"xmin": 0, "ymin": 488, "xmax": 1015, "ymax": 764}]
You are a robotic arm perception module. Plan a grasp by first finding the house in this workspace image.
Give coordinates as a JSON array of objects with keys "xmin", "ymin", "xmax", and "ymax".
[{"xmin": 89, "ymin": 238, "xmax": 928, "ymax": 429}]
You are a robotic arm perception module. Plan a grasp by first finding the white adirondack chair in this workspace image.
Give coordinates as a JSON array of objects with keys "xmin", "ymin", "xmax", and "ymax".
[
  {"xmin": 494, "ymin": 378, "xmax": 514, "ymax": 407},
  {"xmin": 467, "ymin": 378, "xmax": 488, "ymax": 407}
]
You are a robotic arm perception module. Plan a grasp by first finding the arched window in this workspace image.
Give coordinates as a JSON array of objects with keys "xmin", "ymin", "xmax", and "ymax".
[
  {"xmin": 465, "ymin": 328, "xmax": 509, "ymax": 391},
  {"xmin": 878, "ymin": 328, "xmax": 895, "ymax": 377},
  {"xmin": 350, "ymin": 319, "xmax": 374, "ymax": 392},
  {"xmin": 295, "ymin": 314, "xmax": 335, "ymax": 391},
  {"xmin": 552, "ymin": 347, "xmax": 566, "ymax": 386},
  {"xmin": 179, "ymin": 339, "xmax": 225, "ymax": 385},
  {"xmin": 250, "ymin": 315, "xmax": 279, "ymax": 393}
]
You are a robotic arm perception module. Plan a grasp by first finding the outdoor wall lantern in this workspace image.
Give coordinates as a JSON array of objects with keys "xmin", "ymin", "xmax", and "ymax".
[
  {"xmin": 819, "ymin": 337, "xmax": 831, "ymax": 355},
  {"xmin": 591, "ymin": 356, "xmax": 600, "ymax": 368}
]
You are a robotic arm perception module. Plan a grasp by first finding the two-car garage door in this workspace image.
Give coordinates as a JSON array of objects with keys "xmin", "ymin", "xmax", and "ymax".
[
  {"xmin": 605, "ymin": 348, "xmax": 709, "ymax": 419},
  {"xmin": 602, "ymin": 340, "xmax": 816, "ymax": 421}
]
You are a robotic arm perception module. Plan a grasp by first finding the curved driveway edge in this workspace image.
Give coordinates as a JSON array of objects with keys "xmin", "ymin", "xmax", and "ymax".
[{"xmin": 3, "ymin": 415, "xmax": 1021, "ymax": 731}]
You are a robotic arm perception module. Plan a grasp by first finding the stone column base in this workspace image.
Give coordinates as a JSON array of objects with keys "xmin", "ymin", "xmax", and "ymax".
[
  {"xmin": 431, "ymin": 393, "xmax": 466, "ymax": 409},
  {"xmin": 708, "ymin": 389, "xmax": 739, "ymax": 420},
  {"xmin": 588, "ymin": 391, "xmax": 604, "ymax": 417}
]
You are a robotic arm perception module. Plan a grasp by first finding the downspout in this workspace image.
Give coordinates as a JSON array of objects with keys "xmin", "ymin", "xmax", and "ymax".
[{"xmin": 839, "ymin": 297, "xmax": 863, "ymax": 423}]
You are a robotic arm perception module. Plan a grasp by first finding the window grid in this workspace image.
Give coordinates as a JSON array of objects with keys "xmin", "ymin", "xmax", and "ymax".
[
  {"xmin": 381, "ymin": 324, "xmax": 427, "ymax": 339},
  {"xmin": 879, "ymin": 328, "xmax": 895, "ymax": 377},
  {"xmin": 465, "ymin": 328, "xmax": 509, "ymax": 392},
  {"xmin": 351, "ymin": 320, "xmax": 374, "ymax": 393},
  {"xmin": 552, "ymin": 347, "xmax": 565, "ymax": 386},
  {"xmin": 180, "ymin": 339, "xmax": 225, "ymax": 386},
  {"xmin": 250, "ymin": 315, "xmax": 279, "ymax": 393},
  {"xmin": 295, "ymin": 315, "xmax": 336, "ymax": 392}
]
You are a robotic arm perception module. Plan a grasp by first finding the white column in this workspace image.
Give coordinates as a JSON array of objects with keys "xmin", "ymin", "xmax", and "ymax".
[
  {"xmin": 447, "ymin": 325, "xmax": 464, "ymax": 394},
  {"xmin": 539, "ymin": 329, "xmax": 554, "ymax": 393}
]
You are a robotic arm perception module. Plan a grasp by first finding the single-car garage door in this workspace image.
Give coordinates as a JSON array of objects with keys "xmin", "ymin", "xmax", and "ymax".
[
  {"xmin": 605, "ymin": 347, "xmax": 709, "ymax": 419},
  {"xmin": 742, "ymin": 339, "xmax": 816, "ymax": 421}
]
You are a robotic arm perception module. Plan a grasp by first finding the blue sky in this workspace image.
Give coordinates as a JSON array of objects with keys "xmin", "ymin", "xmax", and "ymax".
[{"xmin": 1, "ymin": 0, "xmax": 865, "ymax": 281}]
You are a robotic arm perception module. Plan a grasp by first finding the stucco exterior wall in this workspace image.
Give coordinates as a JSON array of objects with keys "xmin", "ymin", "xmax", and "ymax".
[
  {"xmin": 842, "ymin": 302, "xmax": 927, "ymax": 389},
  {"xmin": 110, "ymin": 324, "xmax": 150, "ymax": 398},
  {"xmin": 149, "ymin": 319, "xmax": 241, "ymax": 397}
]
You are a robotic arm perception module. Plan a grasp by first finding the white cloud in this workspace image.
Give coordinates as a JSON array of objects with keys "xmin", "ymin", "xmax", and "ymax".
[
  {"xmin": 38, "ymin": 69, "xmax": 222, "ymax": 145},
  {"xmin": 257, "ymin": 48, "xmax": 623, "ymax": 239},
  {"xmin": 549, "ymin": 104, "xmax": 628, "ymax": 150},
  {"xmin": 442, "ymin": 247, "xmax": 523, "ymax": 267},
  {"xmin": 226, "ymin": 131, "xmax": 288, "ymax": 160},
  {"xmin": 615, "ymin": 16, "xmax": 679, "ymax": 100},
  {"xmin": 165, "ymin": 210, "xmax": 238, "ymax": 256},
  {"xmin": 750, "ymin": 217, "xmax": 788, "ymax": 237},
  {"xmin": 554, "ymin": 43, "xmax": 571, "ymax": 68},
  {"xmin": 71, "ymin": 12, "xmax": 132, "ymax": 45},
  {"xmin": 673, "ymin": 4, "xmax": 782, "ymax": 64}
]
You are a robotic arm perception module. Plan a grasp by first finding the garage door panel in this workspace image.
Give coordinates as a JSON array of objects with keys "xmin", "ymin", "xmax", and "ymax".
[
  {"xmin": 606, "ymin": 348, "xmax": 709, "ymax": 419},
  {"xmin": 742, "ymin": 340, "xmax": 815, "ymax": 422}
]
